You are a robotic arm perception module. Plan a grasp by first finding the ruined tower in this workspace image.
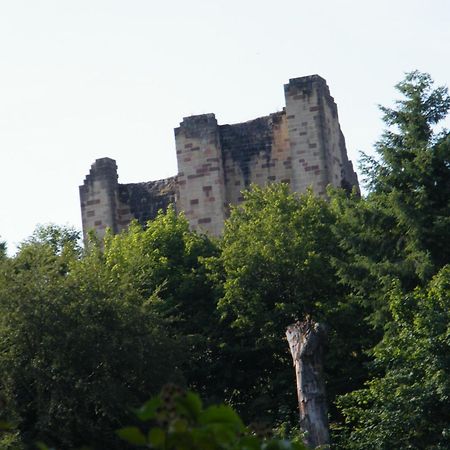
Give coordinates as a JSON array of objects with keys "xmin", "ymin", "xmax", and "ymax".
[
  {"xmin": 174, "ymin": 75, "xmax": 358, "ymax": 235},
  {"xmin": 80, "ymin": 158, "xmax": 176, "ymax": 241},
  {"xmin": 80, "ymin": 75, "xmax": 358, "ymax": 240}
]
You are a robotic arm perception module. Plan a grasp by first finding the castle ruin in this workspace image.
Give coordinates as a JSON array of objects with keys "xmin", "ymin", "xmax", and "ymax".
[{"xmin": 80, "ymin": 75, "xmax": 359, "ymax": 240}]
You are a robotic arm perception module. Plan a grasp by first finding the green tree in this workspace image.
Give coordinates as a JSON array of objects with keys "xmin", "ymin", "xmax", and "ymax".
[
  {"xmin": 361, "ymin": 71, "xmax": 450, "ymax": 278},
  {"xmin": 333, "ymin": 72, "xmax": 450, "ymax": 448},
  {"xmin": 331, "ymin": 72, "xmax": 450, "ymax": 327},
  {"xmin": 329, "ymin": 189, "xmax": 415, "ymax": 327},
  {"xmin": 337, "ymin": 266, "xmax": 450, "ymax": 449},
  {"xmin": 101, "ymin": 206, "xmax": 218, "ymax": 336},
  {"xmin": 0, "ymin": 239, "xmax": 6, "ymax": 260},
  {"xmin": 99, "ymin": 207, "xmax": 220, "ymax": 400},
  {"xmin": 0, "ymin": 225, "xmax": 183, "ymax": 449},
  {"xmin": 212, "ymin": 184, "xmax": 368, "ymax": 426},
  {"xmin": 117, "ymin": 385, "xmax": 308, "ymax": 450}
]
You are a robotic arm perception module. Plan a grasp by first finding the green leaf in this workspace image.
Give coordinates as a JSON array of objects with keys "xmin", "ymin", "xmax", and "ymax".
[
  {"xmin": 177, "ymin": 391, "xmax": 202, "ymax": 421},
  {"xmin": 289, "ymin": 441, "xmax": 307, "ymax": 450},
  {"xmin": 171, "ymin": 418, "xmax": 188, "ymax": 433},
  {"xmin": 135, "ymin": 396, "xmax": 161, "ymax": 421},
  {"xmin": 205, "ymin": 423, "xmax": 237, "ymax": 445},
  {"xmin": 238, "ymin": 435, "xmax": 261, "ymax": 450},
  {"xmin": 148, "ymin": 428, "xmax": 166, "ymax": 447},
  {"xmin": 199, "ymin": 405, "xmax": 244, "ymax": 430},
  {"xmin": 116, "ymin": 426, "xmax": 147, "ymax": 445},
  {"xmin": 35, "ymin": 443, "xmax": 52, "ymax": 450}
]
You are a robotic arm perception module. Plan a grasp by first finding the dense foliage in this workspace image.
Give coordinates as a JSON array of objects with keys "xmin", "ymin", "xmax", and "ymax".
[
  {"xmin": 332, "ymin": 72, "xmax": 450, "ymax": 448},
  {"xmin": 116, "ymin": 384, "xmax": 307, "ymax": 450},
  {"xmin": 212, "ymin": 185, "xmax": 368, "ymax": 424},
  {"xmin": 338, "ymin": 267, "xmax": 450, "ymax": 449},
  {"xmin": 0, "ymin": 224, "xmax": 185, "ymax": 449},
  {"xmin": 0, "ymin": 72, "xmax": 448, "ymax": 449}
]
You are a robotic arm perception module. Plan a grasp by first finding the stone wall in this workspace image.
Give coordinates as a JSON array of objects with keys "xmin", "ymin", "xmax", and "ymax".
[
  {"xmin": 174, "ymin": 75, "xmax": 358, "ymax": 235},
  {"xmin": 220, "ymin": 111, "xmax": 290, "ymax": 205},
  {"xmin": 285, "ymin": 75, "xmax": 358, "ymax": 194},
  {"xmin": 80, "ymin": 75, "xmax": 359, "ymax": 239},
  {"xmin": 174, "ymin": 114, "xmax": 227, "ymax": 236},
  {"xmin": 80, "ymin": 158, "xmax": 176, "ymax": 241}
]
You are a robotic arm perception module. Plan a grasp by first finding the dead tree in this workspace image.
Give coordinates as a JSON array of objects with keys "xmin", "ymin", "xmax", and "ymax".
[{"xmin": 286, "ymin": 318, "xmax": 329, "ymax": 449}]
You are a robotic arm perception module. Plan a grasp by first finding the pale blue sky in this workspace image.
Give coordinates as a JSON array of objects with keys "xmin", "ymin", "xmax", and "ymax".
[{"xmin": 1, "ymin": 0, "xmax": 449, "ymax": 253}]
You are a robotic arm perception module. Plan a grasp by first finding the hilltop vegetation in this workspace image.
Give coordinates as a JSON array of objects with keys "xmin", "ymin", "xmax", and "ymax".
[{"xmin": 0, "ymin": 72, "xmax": 449, "ymax": 449}]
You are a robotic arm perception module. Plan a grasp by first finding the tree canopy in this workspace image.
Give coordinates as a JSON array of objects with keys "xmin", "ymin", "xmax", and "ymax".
[{"xmin": 333, "ymin": 71, "xmax": 450, "ymax": 448}]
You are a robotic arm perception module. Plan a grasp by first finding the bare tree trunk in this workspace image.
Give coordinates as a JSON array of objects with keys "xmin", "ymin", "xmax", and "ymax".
[{"xmin": 286, "ymin": 318, "xmax": 329, "ymax": 449}]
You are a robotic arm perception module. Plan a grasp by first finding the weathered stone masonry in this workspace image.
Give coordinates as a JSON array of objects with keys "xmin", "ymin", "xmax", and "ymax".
[
  {"xmin": 79, "ymin": 159, "xmax": 176, "ymax": 241},
  {"xmin": 80, "ymin": 75, "xmax": 359, "ymax": 239}
]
